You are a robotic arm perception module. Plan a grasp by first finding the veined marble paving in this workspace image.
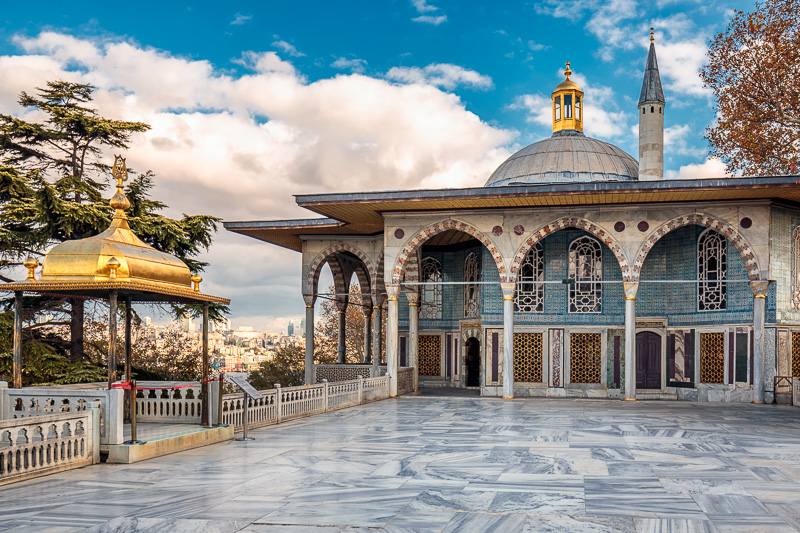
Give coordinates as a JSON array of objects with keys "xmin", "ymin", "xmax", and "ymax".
[{"xmin": 1, "ymin": 398, "xmax": 800, "ymax": 532}]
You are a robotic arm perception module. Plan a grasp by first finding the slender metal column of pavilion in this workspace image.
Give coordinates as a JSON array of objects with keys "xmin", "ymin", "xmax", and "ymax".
[
  {"xmin": 371, "ymin": 294, "xmax": 384, "ymax": 372},
  {"xmin": 304, "ymin": 294, "xmax": 316, "ymax": 384},
  {"xmin": 623, "ymin": 283, "xmax": 639, "ymax": 401},
  {"xmin": 201, "ymin": 301, "xmax": 210, "ymax": 425},
  {"xmin": 386, "ymin": 284, "xmax": 400, "ymax": 396},
  {"xmin": 336, "ymin": 297, "xmax": 348, "ymax": 364},
  {"xmin": 406, "ymin": 291, "xmax": 419, "ymax": 392},
  {"xmin": 500, "ymin": 283, "xmax": 515, "ymax": 399},
  {"xmin": 3, "ymin": 155, "xmax": 229, "ymax": 419},
  {"xmin": 124, "ymin": 297, "xmax": 133, "ymax": 382},
  {"xmin": 363, "ymin": 306, "xmax": 372, "ymax": 363},
  {"xmin": 751, "ymin": 280, "xmax": 769, "ymax": 403}
]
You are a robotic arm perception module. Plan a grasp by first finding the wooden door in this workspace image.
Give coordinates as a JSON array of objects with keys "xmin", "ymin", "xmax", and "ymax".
[{"xmin": 636, "ymin": 331, "xmax": 662, "ymax": 389}]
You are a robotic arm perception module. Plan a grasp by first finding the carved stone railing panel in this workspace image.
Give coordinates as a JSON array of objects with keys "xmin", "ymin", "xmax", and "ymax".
[
  {"xmin": 1, "ymin": 386, "xmax": 123, "ymax": 446},
  {"xmin": 398, "ymin": 367, "xmax": 414, "ymax": 394},
  {"xmin": 135, "ymin": 384, "xmax": 203, "ymax": 424},
  {"xmin": 0, "ymin": 406, "xmax": 100, "ymax": 485},
  {"xmin": 315, "ymin": 365, "xmax": 373, "ymax": 383},
  {"xmin": 327, "ymin": 380, "xmax": 360, "ymax": 410}
]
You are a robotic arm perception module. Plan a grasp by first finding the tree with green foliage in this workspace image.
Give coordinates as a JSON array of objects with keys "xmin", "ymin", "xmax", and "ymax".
[
  {"xmin": 247, "ymin": 345, "xmax": 306, "ymax": 389},
  {"xmin": 0, "ymin": 80, "xmax": 227, "ymax": 379}
]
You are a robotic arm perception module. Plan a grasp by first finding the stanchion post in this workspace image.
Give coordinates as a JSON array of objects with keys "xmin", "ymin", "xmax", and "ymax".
[
  {"xmin": 124, "ymin": 380, "xmax": 145, "ymax": 445},
  {"xmin": 235, "ymin": 390, "xmax": 253, "ymax": 441}
]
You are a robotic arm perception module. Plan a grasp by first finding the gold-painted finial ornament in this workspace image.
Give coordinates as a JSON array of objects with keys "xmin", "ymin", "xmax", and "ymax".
[
  {"xmin": 191, "ymin": 274, "xmax": 202, "ymax": 292},
  {"xmin": 23, "ymin": 256, "xmax": 39, "ymax": 281},
  {"xmin": 564, "ymin": 61, "xmax": 572, "ymax": 80},
  {"xmin": 107, "ymin": 257, "xmax": 121, "ymax": 280},
  {"xmin": 650, "ymin": 27, "xmax": 654, "ymax": 43},
  {"xmin": 110, "ymin": 155, "xmax": 131, "ymax": 213}
]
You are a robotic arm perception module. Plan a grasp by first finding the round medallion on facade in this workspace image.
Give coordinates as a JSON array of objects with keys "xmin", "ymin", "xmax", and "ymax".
[
  {"xmin": 492, "ymin": 226, "xmax": 503, "ymax": 236},
  {"xmin": 637, "ymin": 221, "xmax": 649, "ymax": 232},
  {"xmin": 614, "ymin": 222, "xmax": 625, "ymax": 232},
  {"xmin": 394, "ymin": 229, "xmax": 405, "ymax": 240},
  {"xmin": 740, "ymin": 217, "xmax": 752, "ymax": 229},
  {"xmin": 514, "ymin": 225, "xmax": 525, "ymax": 235}
]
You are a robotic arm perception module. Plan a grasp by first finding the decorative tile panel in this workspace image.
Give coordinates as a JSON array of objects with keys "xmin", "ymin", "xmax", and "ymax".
[
  {"xmin": 569, "ymin": 332, "xmax": 602, "ymax": 384},
  {"xmin": 700, "ymin": 332, "xmax": 725, "ymax": 384},
  {"xmin": 513, "ymin": 333, "xmax": 543, "ymax": 383}
]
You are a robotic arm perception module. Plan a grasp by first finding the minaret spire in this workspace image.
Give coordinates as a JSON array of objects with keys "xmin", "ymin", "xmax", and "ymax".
[{"xmin": 638, "ymin": 28, "xmax": 666, "ymax": 181}]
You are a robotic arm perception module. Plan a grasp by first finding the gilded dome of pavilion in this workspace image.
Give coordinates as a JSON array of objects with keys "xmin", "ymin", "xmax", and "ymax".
[{"xmin": 485, "ymin": 62, "xmax": 639, "ymax": 187}]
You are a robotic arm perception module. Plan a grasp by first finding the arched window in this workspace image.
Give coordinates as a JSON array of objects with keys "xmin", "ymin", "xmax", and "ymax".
[
  {"xmin": 464, "ymin": 252, "xmax": 480, "ymax": 318},
  {"xmin": 420, "ymin": 256, "xmax": 443, "ymax": 319},
  {"xmin": 568, "ymin": 236, "xmax": 602, "ymax": 313},
  {"xmin": 792, "ymin": 227, "xmax": 800, "ymax": 309},
  {"xmin": 698, "ymin": 230, "xmax": 727, "ymax": 311},
  {"xmin": 554, "ymin": 96, "xmax": 561, "ymax": 121},
  {"xmin": 515, "ymin": 242, "xmax": 544, "ymax": 313}
]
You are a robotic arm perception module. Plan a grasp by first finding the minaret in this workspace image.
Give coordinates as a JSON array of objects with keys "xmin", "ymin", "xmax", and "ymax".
[{"xmin": 638, "ymin": 28, "xmax": 665, "ymax": 181}]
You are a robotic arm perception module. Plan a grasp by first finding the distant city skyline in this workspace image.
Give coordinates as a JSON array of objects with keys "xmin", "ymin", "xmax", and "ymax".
[{"xmin": 0, "ymin": 1, "xmax": 753, "ymax": 332}]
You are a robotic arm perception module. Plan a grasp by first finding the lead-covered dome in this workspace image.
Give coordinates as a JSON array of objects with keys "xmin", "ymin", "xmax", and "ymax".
[{"xmin": 485, "ymin": 130, "xmax": 639, "ymax": 186}]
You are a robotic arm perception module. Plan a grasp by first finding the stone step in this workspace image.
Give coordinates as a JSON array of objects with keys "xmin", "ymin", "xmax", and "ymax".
[{"xmin": 636, "ymin": 392, "xmax": 679, "ymax": 400}]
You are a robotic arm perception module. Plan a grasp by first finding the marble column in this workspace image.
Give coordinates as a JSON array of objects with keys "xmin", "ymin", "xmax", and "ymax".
[
  {"xmin": 201, "ymin": 302, "xmax": 209, "ymax": 427},
  {"xmin": 372, "ymin": 294, "xmax": 385, "ymax": 373},
  {"xmin": 407, "ymin": 291, "xmax": 420, "ymax": 392},
  {"xmin": 303, "ymin": 294, "xmax": 316, "ymax": 384},
  {"xmin": 500, "ymin": 283, "xmax": 515, "ymax": 399},
  {"xmin": 624, "ymin": 282, "xmax": 638, "ymax": 401},
  {"xmin": 363, "ymin": 305, "xmax": 372, "ymax": 363},
  {"xmin": 108, "ymin": 289, "xmax": 118, "ymax": 389},
  {"xmin": 386, "ymin": 284, "xmax": 400, "ymax": 397},
  {"xmin": 336, "ymin": 297, "xmax": 348, "ymax": 364},
  {"xmin": 751, "ymin": 280, "xmax": 769, "ymax": 404}
]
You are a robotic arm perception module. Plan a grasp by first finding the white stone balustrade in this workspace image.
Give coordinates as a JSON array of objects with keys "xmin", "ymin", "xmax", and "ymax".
[
  {"xmin": 0, "ymin": 402, "xmax": 100, "ymax": 485},
  {"xmin": 221, "ymin": 375, "xmax": 395, "ymax": 431},
  {"xmin": 135, "ymin": 383, "xmax": 204, "ymax": 423},
  {"xmin": 0, "ymin": 383, "xmax": 123, "ymax": 446}
]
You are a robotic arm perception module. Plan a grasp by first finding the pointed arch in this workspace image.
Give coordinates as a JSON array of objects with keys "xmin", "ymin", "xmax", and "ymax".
[
  {"xmin": 632, "ymin": 213, "xmax": 762, "ymax": 282},
  {"xmin": 510, "ymin": 217, "xmax": 631, "ymax": 282},
  {"xmin": 305, "ymin": 242, "xmax": 374, "ymax": 296},
  {"xmin": 390, "ymin": 219, "xmax": 507, "ymax": 285}
]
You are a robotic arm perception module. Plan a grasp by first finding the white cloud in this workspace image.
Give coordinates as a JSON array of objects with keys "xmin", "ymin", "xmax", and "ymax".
[
  {"xmin": 386, "ymin": 63, "xmax": 493, "ymax": 90},
  {"xmin": 230, "ymin": 13, "xmax": 252, "ymax": 26},
  {"xmin": 1, "ymin": 32, "xmax": 513, "ymax": 330},
  {"xmin": 665, "ymin": 157, "xmax": 728, "ymax": 179},
  {"xmin": 533, "ymin": 0, "xmax": 596, "ymax": 22},
  {"xmin": 412, "ymin": 0, "xmax": 438, "ymax": 13},
  {"xmin": 412, "ymin": 15, "xmax": 447, "ymax": 26},
  {"xmin": 331, "ymin": 57, "xmax": 367, "ymax": 73},
  {"xmin": 663, "ymin": 124, "xmax": 706, "ymax": 158},
  {"xmin": 271, "ymin": 38, "xmax": 305, "ymax": 58}
]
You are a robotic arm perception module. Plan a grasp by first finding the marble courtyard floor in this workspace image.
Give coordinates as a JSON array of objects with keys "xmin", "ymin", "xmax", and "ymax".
[{"xmin": 2, "ymin": 398, "xmax": 800, "ymax": 533}]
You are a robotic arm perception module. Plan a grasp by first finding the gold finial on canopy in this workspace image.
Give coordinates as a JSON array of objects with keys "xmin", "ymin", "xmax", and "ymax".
[
  {"xmin": 23, "ymin": 256, "xmax": 39, "ymax": 281},
  {"xmin": 107, "ymin": 257, "xmax": 121, "ymax": 280},
  {"xmin": 110, "ymin": 155, "xmax": 131, "ymax": 212},
  {"xmin": 191, "ymin": 274, "xmax": 202, "ymax": 292},
  {"xmin": 564, "ymin": 61, "xmax": 572, "ymax": 80}
]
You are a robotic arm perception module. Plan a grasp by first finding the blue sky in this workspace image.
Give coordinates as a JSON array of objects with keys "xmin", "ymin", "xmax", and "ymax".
[{"xmin": 0, "ymin": 0, "xmax": 755, "ymax": 332}]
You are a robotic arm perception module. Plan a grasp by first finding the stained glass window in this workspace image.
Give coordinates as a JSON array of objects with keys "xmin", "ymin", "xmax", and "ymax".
[
  {"xmin": 568, "ymin": 236, "xmax": 602, "ymax": 313},
  {"xmin": 698, "ymin": 230, "xmax": 726, "ymax": 311},
  {"xmin": 420, "ymin": 256, "xmax": 443, "ymax": 320},
  {"xmin": 464, "ymin": 252, "xmax": 480, "ymax": 318},
  {"xmin": 515, "ymin": 242, "xmax": 544, "ymax": 313}
]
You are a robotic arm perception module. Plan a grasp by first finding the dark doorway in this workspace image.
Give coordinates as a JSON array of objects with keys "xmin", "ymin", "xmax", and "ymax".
[
  {"xmin": 636, "ymin": 331, "xmax": 662, "ymax": 389},
  {"xmin": 466, "ymin": 337, "xmax": 480, "ymax": 387}
]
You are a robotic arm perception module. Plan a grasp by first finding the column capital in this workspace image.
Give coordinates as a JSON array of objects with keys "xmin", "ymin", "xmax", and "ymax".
[
  {"xmin": 302, "ymin": 293, "xmax": 317, "ymax": 307},
  {"xmin": 406, "ymin": 291, "xmax": 420, "ymax": 305},
  {"xmin": 373, "ymin": 292, "xmax": 387, "ymax": 306},
  {"xmin": 623, "ymin": 282, "xmax": 639, "ymax": 300},
  {"xmin": 500, "ymin": 282, "xmax": 515, "ymax": 300},
  {"xmin": 363, "ymin": 305, "xmax": 373, "ymax": 317},
  {"xmin": 386, "ymin": 284, "xmax": 400, "ymax": 300},
  {"xmin": 750, "ymin": 280, "xmax": 769, "ymax": 298},
  {"xmin": 335, "ymin": 297, "xmax": 349, "ymax": 312}
]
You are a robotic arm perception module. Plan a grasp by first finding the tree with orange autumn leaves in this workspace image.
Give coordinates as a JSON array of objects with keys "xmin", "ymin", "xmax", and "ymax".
[{"xmin": 701, "ymin": 0, "xmax": 799, "ymax": 176}]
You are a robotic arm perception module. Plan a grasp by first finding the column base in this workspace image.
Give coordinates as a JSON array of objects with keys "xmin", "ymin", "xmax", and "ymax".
[
  {"xmin": 414, "ymin": 389, "xmax": 419, "ymax": 392},
  {"xmin": 751, "ymin": 400, "xmax": 765, "ymax": 404},
  {"xmin": 501, "ymin": 396, "xmax": 514, "ymax": 399},
  {"xmin": 622, "ymin": 398, "xmax": 638, "ymax": 401},
  {"xmin": 390, "ymin": 394, "xmax": 397, "ymax": 398}
]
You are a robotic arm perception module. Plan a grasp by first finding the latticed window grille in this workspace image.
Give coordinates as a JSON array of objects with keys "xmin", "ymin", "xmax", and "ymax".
[
  {"xmin": 464, "ymin": 252, "xmax": 480, "ymax": 318},
  {"xmin": 792, "ymin": 332, "xmax": 800, "ymax": 378},
  {"xmin": 568, "ymin": 236, "xmax": 602, "ymax": 313},
  {"xmin": 513, "ymin": 333, "xmax": 543, "ymax": 383},
  {"xmin": 700, "ymin": 332, "xmax": 725, "ymax": 383},
  {"xmin": 515, "ymin": 243, "xmax": 544, "ymax": 313},
  {"xmin": 418, "ymin": 335, "xmax": 441, "ymax": 376},
  {"xmin": 420, "ymin": 256, "xmax": 443, "ymax": 320},
  {"xmin": 569, "ymin": 333, "xmax": 602, "ymax": 383},
  {"xmin": 792, "ymin": 227, "xmax": 800, "ymax": 309},
  {"xmin": 698, "ymin": 230, "xmax": 727, "ymax": 311}
]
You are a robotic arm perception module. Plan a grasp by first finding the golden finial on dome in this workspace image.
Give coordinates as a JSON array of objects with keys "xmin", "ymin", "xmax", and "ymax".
[
  {"xmin": 650, "ymin": 27, "xmax": 654, "ymax": 43},
  {"xmin": 107, "ymin": 257, "xmax": 121, "ymax": 280},
  {"xmin": 110, "ymin": 155, "xmax": 131, "ymax": 213},
  {"xmin": 564, "ymin": 61, "xmax": 572, "ymax": 80},
  {"xmin": 23, "ymin": 256, "xmax": 39, "ymax": 281},
  {"xmin": 191, "ymin": 274, "xmax": 202, "ymax": 292}
]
